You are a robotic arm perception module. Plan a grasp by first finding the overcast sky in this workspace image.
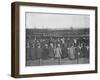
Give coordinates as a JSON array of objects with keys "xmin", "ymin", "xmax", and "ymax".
[{"xmin": 26, "ymin": 12, "xmax": 90, "ymax": 29}]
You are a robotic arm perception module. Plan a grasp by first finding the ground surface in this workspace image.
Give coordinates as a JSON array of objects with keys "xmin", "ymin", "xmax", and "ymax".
[{"xmin": 26, "ymin": 58, "xmax": 89, "ymax": 66}]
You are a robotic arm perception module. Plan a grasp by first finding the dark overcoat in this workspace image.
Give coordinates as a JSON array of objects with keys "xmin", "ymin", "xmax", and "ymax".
[
  {"xmin": 36, "ymin": 47, "xmax": 43, "ymax": 59},
  {"xmin": 48, "ymin": 47, "xmax": 55, "ymax": 58},
  {"xmin": 80, "ymin": 46, "xmax": 88, "ymax": 58},
  {"xmin": 61, "ymin": 47, "xmax": 68, "ymax": 58},
  {"xmin": 42, "ymin": 47, "xmax": 49, "ymax": 59}
]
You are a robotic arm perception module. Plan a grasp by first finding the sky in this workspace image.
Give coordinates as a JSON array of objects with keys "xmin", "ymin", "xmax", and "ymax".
[{"xmin": 25, "ymin": 12, "xmax": 90, "ymax": 29}]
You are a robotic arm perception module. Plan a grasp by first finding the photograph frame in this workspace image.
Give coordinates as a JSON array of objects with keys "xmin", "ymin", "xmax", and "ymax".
[{"xmin": 11, "ymin": 2, "xmax": 98, "ymax": 78}]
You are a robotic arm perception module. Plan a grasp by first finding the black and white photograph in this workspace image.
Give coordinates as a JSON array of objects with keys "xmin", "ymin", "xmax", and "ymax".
[
  {"xmin": 26, "ymin": 12, "xmax": 90, "ymax": 66},
  {"xmin": 11, "ymin": 2, "xmax": 97, "ymax": 78}
]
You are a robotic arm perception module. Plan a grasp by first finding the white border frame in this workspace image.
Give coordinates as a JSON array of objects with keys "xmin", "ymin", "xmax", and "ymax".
[{"xmin": 19, "ymin": 6, "xmax": 95, "ymax": 74}]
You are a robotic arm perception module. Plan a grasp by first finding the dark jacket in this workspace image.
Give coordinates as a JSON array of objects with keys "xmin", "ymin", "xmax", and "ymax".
[
  {"xmin": 42, "ymin": 47, "xmax": 49, "ymax": 59},
  {"xmin": 48, "ymin": 47, "xmax": 55, "ymax": 58},
  {"xmin": 36, "ymin": 47, "xmax": 43, "ymax": 59},
  {"xmin": 81, "ymin": 46, "xmax": 88, "ymax": 58},
  {"xmin": 61, "ymin": 46, "xmax": 68, "ymax": 58}
]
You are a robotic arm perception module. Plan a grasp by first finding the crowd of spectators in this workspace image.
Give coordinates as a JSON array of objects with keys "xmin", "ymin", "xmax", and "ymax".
[{"xmin": 26, "ymin": 37, "xmax": 89, "ymax": 64}]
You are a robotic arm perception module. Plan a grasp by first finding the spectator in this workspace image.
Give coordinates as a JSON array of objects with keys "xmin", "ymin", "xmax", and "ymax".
[
  {"xmin": 42, "ymin": 44, "xmax": 49, "ymax": 59},
  {"xmin": 69, "ymin": 43, "xmax": 75, "ymax": 60},
  {"xmin": 30, "ymin": 43, "xmax": 37, "ymax": 60},
  {"xmin": 61, "ymin": 44, "xmax": 68, "ymax": 59},
  {"xmin": 80, "ymin": 43, "xmax": 88, "ymax": 58},
  {"xmin": 49, "ymin": 43, "xmax": 55, "ymax": 60},
  {"xmin": 55, "ymin": 44, "xmax": 62, "ymax": 64},
  {"xmin": 37, "ymin": 43, "xmax": 43, "ymax": 65},
  {"xmin": 86, "ymin": 45, "xmax": 89, "ymax": 58},
  {"xmin": 26, "ymin": 41, "xmax": 30, "ymax": 60},
  {"xmin": 75, "ymin": 44, "xmax": 81, "ymax": 59}
]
